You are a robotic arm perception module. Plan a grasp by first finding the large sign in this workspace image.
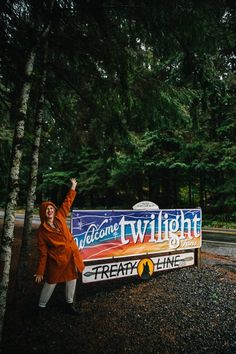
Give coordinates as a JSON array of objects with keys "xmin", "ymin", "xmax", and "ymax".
[
  {"xmin": 71, "ymin": 209, "xmax": 202, "ymax": 261},
  {"xmin": 82, "ymin": 252, "xmax": 195, "ymax": 283}
]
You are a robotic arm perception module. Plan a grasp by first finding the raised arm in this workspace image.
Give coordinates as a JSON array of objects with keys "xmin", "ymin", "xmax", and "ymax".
[
  {"xmin": 56, "ymin": 178, "xmax": 77, "ymax": 219},
  {"xmin": 70, "ymin": 178, "xmax": 77, "ymax": 191}
]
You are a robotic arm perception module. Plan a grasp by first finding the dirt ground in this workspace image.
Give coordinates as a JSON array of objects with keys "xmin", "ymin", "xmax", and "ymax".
[{"xmin": 0, "ymin": 222, "xmax": 235, "ymax": 354}]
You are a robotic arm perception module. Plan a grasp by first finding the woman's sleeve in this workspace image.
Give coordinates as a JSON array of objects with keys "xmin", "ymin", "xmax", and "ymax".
[
  {"xmin": 36, "ymin": 231, "xmax": 48, "ymax": 276},
  {"xmin": 56, "ymin": 189, "xmax": 77, "ymax": 219}
]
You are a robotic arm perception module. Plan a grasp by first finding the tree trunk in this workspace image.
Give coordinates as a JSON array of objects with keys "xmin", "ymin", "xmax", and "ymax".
[
  {"xmin": 148, "ymin": 171, "xmax": 160, "ymax": 205},
  {"xmin": 136, "ymin": 172, "xmax": 144, "ymax": 202},
  {"xmin": 0, "ymin": 49, "xmax": 36, "ymax": 341},
  {"xmin": 199, "ymin": 172, "xmax": 204, "ymax": 210},
  {"xmin": 17, "ymin": 39, "xmax": 49, "ymax": 291},
  {"xmin": 173, "ymin": 171, "xmax": 178, "ymax": 207},
  {"xmin": 188, "ymin": 176, "xmax": 192, "ymax": 207}
]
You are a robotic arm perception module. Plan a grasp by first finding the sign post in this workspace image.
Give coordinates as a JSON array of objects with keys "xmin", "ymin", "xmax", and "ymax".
[{"xmin": 194, "ymin": 248, "xmax": 201, "ymax": 268}]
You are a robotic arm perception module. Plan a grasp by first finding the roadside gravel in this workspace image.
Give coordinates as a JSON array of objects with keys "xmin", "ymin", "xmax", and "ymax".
[
  {"xmin": 1, "ymin": 262, "xmax": 235, "ymax": 354},
  {"xmin": 76, "ymin": 264, "xmax": 236, "ymax": 354}
]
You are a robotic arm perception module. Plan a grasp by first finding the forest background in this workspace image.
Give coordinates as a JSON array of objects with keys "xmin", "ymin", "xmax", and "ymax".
[
  {"xmin": 0, "ymin": 0, "xmax": 236, "ymax": 222},
  {"xmin": 0, "ymin": 0, "xmax": 236, "ymax": 343}
]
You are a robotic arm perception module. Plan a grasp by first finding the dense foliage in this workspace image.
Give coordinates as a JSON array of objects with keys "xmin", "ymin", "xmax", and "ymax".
[{"xmin": 0, "ymin": 0, "xmax": 235, "ymax": 219}]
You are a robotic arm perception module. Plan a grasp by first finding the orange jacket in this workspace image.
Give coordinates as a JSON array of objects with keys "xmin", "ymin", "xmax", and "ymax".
[{"xmin": 36, "ymin": 189, "xmax": 85, "ymax": 284}]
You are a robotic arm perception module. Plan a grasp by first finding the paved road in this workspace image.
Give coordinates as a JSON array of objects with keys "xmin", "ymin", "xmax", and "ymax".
[
  {"xmin": 0, "ymin": 211, "xmax": 69, "ymax": 226},
  {"xmin": 202, "ymin": 227, "xmax": 236, "ymax": 244}
]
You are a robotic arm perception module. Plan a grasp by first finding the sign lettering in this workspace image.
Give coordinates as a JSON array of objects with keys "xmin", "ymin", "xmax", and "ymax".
[
  {"xmin": 72, "ymin": 209, "xmax": 202, "ymax": 261},
  {"xmin": 82, "ymin": 252, "xmax": 195, "ymax": 283}
]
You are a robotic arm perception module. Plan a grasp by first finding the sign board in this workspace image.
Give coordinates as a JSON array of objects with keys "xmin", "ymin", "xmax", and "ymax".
[
  {"xmin": 71, "ymin": 209, "xmax": 202, "ymax": 262},
  {"xmin": 82, "ymin": 251, "xmax": 194, "ymax": 283}
]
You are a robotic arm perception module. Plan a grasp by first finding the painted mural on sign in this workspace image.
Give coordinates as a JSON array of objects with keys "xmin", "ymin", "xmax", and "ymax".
[{"xmin": 71, "ymin": 209, "xmax": 202, "ymax": 261}]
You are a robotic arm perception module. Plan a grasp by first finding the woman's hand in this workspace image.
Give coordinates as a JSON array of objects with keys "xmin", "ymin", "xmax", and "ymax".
[
  {"xmin": 34, "ymin": 274, "xmax": 43, "ymax": 283},
  {"xmin": 70, "ymin": 178, "xmax": 77, "ymax": 190}
]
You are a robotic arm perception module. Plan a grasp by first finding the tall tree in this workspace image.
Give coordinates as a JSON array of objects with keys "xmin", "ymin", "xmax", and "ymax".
[
  {"xmin": 0, "ymin": 48, "xmax": 36, "ymax": 341},
  {"xmin": 17, "ymin": 0, "xmax": 54, "ymax": 289},
  {"xmin": 0, "ymin": 0, "xmax": 54, "ymax": 340}
]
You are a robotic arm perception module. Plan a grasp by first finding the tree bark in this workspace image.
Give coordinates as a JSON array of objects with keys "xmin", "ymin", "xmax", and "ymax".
[
  {"xmin": 188, "ymin": 179, "xmax": 192, "ymax": 207},
  {"xmin": 0, "ymin": 49, "xmax": 36, "ymax": 341},
  {"xmin": 17, "ymin": 39, "xmax": 49, "ymax": 291},
  {"xmin": 199, "ymin": 172, "xmax": 205, "ymax": 210}
]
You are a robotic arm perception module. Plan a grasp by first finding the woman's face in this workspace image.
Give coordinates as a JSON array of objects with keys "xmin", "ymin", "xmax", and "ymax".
[{"xmin": 45, "ymin": 205, "xmax": 56, "ymax": 221}]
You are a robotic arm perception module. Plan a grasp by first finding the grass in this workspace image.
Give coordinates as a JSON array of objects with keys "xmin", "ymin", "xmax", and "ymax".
[
  {"xmin": 202, "ymin": 220, "xmax": 236, "ymax": 229},
  {"xmin": 202, "ymin": 214, "xmax": 236, "ymax": 229}
]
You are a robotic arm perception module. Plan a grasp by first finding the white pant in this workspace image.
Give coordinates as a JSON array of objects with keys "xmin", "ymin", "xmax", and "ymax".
[{"xmin": 38, "ymin": 279, "xmax": 77, "ymax": 308}]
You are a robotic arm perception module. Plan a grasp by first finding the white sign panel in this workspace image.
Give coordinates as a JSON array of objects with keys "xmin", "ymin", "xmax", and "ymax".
[
  {"xmin": 82, "ymin": 252, "xmax": 194, "ymax": 283},
  {"xmin": 132, "ymin": 201, "xmax": 159, "ymax": 210}
]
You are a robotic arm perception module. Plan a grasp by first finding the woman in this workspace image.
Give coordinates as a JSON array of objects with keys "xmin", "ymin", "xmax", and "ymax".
[{"xmin": 34, "ymin": 178, "xmax": 84, "ymax": 316}]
